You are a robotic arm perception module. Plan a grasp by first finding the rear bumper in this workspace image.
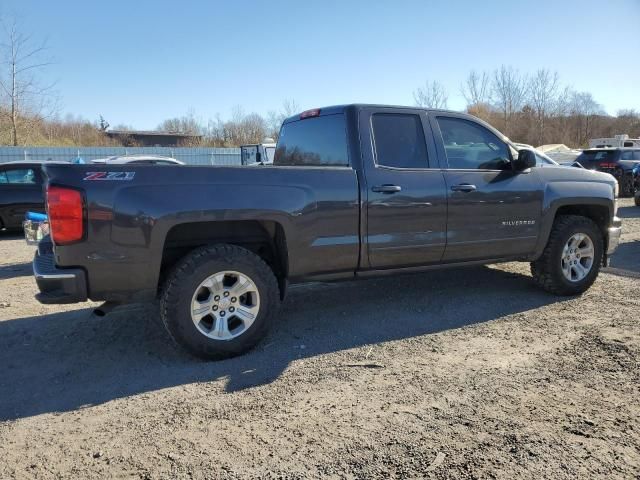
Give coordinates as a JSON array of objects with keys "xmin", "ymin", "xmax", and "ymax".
[
  {"xmin": 606, "ymin": 216, "xmax": 622, "ymax": 255},
  {"xmin": 33, "ymin": 250, "xmax": 88, "ymax": 304}
]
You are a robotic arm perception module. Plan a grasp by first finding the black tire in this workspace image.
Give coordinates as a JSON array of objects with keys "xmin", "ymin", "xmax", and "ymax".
[
  {"xmin": 160, "ymin": 244, "xmax": 280, "ymax": 360},
  {"xmin": 530, "ymin": 215, "xmax": 603, "ymax": 296},
  {"xmin": 620, "ymin": 174, "xmax": 634, "ymax": 198},
  {"xmin": 635, "ymin": 192, "xmax": 640, "ymax": 207}
]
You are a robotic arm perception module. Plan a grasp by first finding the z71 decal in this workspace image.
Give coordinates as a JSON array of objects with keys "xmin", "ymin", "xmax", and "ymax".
[{"xmin": 83, "ymin": 172, "xmax": 135, "ymax": 181}]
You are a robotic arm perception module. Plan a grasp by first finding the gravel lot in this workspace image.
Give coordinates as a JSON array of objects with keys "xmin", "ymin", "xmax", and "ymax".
[{"xmin": 1, "ymin": 199, "xmax": 639, "ymax": 479}]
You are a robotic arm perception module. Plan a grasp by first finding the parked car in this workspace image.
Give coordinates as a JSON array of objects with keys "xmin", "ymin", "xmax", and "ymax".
[
  {"xmin": 90, "ymin": 155, "xmax": 185, "ymax": 165},
  {"xmin": 537, "ymin": 144, "xmax": 582, "ymax": 165},
  {"xmin": 0, "ymin": 161, "xmax": 68, "ymax": 231},
  {"xmin": 573, "ymin": 148, "xmax": 640, "ymax": 197},
  {"xmin": 533, "ymin": 149, "xmax": 559, "ymax": 167},
  {"xmin": 33, "ymin": 104, "xmax": 621, "ymax": 359}
]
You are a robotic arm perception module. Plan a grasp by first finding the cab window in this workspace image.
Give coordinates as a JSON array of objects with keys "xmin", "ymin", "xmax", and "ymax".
[
  {"xmin": 371, "ymin": 113, "xmax": 430, "ymax": 169},
  {"xmin": 275, "ymin": 114, "xmax": 348, "ymax": 166},
  {"xmin": 436, "ymin": 117, "xmax": 511, "ymax": 170}
]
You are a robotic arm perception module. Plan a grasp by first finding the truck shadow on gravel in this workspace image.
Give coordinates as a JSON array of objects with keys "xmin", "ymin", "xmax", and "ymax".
[
  {"xmin": 604, "ymin": 240, "xmax": 640, "ymax": 278},
  {"xmin": 0, "ymin": 231, "xmax": 22, "ymax": 240},
  {"xmin": 0, "ymin": 266, "xmax": 569, "ymax": 421},
  {"xmin": 617, "ymin": 204, "xmax": 639, "ymax": 219},
  {"xmin": 0, "ymin": 262, "xmax": 32, "ymax": 280},
  {"xmin": 603, "ymin": 204, "xmax": 640, "ymax": 278}
]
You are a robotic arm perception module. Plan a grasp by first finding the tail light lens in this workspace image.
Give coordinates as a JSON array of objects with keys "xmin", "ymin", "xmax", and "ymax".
[{"xmin": 47, "ymin": 186, "xmax": 84, "ymax": 245}]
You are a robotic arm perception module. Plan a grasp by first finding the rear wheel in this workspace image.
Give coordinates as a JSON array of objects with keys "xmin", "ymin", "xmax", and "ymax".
[
  {"xmin": 635, "ymin": 191, "xmax": 640, "ymax": 207},
  {"xmin": 160, "ymin": 244, "xmax": 280, "ymax": 359},
  {"xmin": 531, "ymin": 215, "xmax": 603, "ymax": 296}
]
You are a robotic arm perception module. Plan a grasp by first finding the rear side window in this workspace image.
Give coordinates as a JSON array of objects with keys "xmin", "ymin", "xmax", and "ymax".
[
  {"xmin": 576, "ymin": 151, "xmax": 617, "ymax": 165},
  {"xmin": 372, "ymin": 114, "xmax": 429, "ymax": 168},
  {"xmin": 437, "ymin": 117, "xmax": 511, "ymax": 170},
  {"xmin": 274, "ymin": 114, "xmax": 348, "ymax": 166},
  {"xmin": 0, "ymin": 168, "xmax": 37, "ymax": 184},
  {"xmin": 621, "ymin": 150, "xmax": 634, "ymax": 160},
  {"xmin": 634, "ymin": 151, "xmax": 640, "ymax": 161}
]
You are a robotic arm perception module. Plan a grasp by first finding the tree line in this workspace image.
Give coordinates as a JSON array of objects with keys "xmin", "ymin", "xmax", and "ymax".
[
  {"xmin": 415, "ymin": 67, "xmax": 640, "ymax": 147},
  {"xmin": 1, "ymin": 18, "xmax": 638, "ymax": 148}
]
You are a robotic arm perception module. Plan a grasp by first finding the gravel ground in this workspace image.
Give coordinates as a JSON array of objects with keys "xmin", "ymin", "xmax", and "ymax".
[{"xmin": 0, "ymin": 199, "xmax": 639, "ymax": 479}]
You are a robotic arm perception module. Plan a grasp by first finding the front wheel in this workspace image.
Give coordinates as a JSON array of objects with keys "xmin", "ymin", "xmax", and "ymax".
[
  {"xmin": 160, "ymin": 244, "xmax": 280, "ymax": 359},
  {"xmin": 635, "ymin": 191, "xmax": 640, "ymax": 207},
  {"xmin": 531, "ymin": 215, "xmax": 603, "ymax": 296}
]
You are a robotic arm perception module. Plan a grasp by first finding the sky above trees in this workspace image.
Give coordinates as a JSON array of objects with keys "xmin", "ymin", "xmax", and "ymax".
[{"xmin": 0, "ymin": 0, "xmax": 638, "ymax": 130}]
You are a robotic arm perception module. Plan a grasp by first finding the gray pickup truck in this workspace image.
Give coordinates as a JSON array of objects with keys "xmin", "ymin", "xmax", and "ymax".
[{"xmin": 34, "ymin": 104, "xmax": 622, "ymax": 359}]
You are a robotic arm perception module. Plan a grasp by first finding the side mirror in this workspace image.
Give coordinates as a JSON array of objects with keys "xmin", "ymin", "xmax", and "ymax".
[{"xmin": 514, "ymin": 149, "xmax": 536, "ymax": 171}]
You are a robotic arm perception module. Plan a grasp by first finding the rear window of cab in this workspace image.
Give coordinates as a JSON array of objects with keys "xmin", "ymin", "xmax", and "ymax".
[{"xmin": 274, "ymin": 114, "xmax": 349, "ymax": 166}]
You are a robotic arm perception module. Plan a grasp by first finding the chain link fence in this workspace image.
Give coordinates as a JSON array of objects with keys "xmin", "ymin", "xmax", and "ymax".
[{"xmin": 0, "ymin": 146, "xmax": 242, "ymax": 166}]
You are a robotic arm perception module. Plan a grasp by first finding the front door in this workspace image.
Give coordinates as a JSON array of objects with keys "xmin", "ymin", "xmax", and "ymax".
[
  {"xmin": 361, "ymin": 108, "xmax": 447, "ymax": 269},
  {"xmin": 431, "ymin": 114, "xmax": 544, "ymax": 261}
]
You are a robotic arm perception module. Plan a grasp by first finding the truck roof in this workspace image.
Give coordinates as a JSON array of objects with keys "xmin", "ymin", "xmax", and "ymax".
[
  {"xmin": 282, "ymin": 104, "xmax": 464, "ymax": 125},
  {"xmin": 281, "ymin": 104, "xmax": 510, "ymax": 144}
]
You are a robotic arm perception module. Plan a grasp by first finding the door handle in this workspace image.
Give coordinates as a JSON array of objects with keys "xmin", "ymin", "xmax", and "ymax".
[
  {"xmin": 450, "ymin": 183, "xmax": 477, "ymax": 192},
  {"xmin": 372, "ymin": 184, "xmax": 402, "ymax": 193}
]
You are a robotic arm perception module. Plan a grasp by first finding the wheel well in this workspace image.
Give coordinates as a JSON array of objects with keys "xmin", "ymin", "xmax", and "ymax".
[
  {"xmin": 159, "ymin": 220, "xmax": 288, "ymax": 296},
  {"xmin": 555, "ymin": 204, "xmax": 609, "ymax": 238}
]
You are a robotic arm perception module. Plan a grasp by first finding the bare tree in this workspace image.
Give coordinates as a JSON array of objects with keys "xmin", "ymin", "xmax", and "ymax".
[
  {"xmin": 281, "ymin": 99, "xmax": 299, "ymax": 117},
  {"xmin": 413, "ymin": 80, "xmax": 448, "ymax": 109},
  {"xmin": 157, "ymin": 110, "xmax": 202, "ymax": 135},
  {"xmin": 568, "ymin": 91, "xmax": 604, "ymax": 146},
  {"xmin": 265, "ymin": 99, "xmax": 301, "ymax": 141},
  {"xmin": 491, "ymin": 65, "xmax": 527, "ymax": 136},
  {"xmin": 99, "ymin": 115, "xmax": 109, "ymax": 131},
  {"xmin": 611, "ymin": 109, "xmax": 640, "ymax": 139},
  {"xmin": 460, "ymin": 70, "xmax": 490, "ymax": 107},
  {"xmin": 0, "ymin": 18, "xmax": 56, "ymax": 145},
  {"xmin": 528, "ymin": 69, "xmax": 559, "ymax": 145},
  {"xmin": 266, "ymin": 110, "xmax": 281, "ymax": 140}
]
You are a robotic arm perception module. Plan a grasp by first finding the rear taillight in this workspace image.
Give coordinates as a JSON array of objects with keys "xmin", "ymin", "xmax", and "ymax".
[{"xmin": 47, "ymin": 186, "xmax": 84, "ymax": 245}]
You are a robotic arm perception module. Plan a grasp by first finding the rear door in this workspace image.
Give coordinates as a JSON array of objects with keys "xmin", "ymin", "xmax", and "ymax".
[
  {"xmin": 431, "ymin": 114, "xmax": 544, "ymax": 261},
  {"xmin": 361, "ymin": 107, "xmax": 447, "ymax": 269},
  {"xmin": 0, "ymin": 166, "xmax": 45, "ymax": 229}
]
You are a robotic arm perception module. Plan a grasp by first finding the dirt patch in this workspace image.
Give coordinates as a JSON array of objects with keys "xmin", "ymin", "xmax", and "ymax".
[{"xmin": 0, "ymin": 200, "xmax": 639, "ymax": 479}]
